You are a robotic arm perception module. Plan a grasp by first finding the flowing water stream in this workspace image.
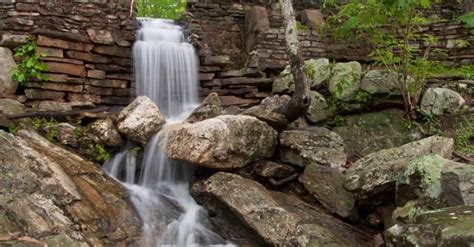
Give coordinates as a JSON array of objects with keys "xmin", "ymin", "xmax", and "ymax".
[{"xmin": 104, "ymin": 19, "xmax": 231, "ymax": 246}]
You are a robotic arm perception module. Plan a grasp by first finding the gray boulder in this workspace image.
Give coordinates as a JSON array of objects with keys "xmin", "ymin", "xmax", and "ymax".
[
  {"xmin": 166, "ymin": 115, "xmax": 278, "ymax": 169},
  {"xmin": 299, "ymin": 165, "xmax": 356, "ymax": 218},
  {"xmin": 43, "ymin": 122, "xmax": 79, "ymax": 147},
  {"xmin": 386, "ymin": 205, "xmax": 474, "ymax": 246},
  {"xmin": 279, "ymin": 127, "xmax": 346, "ymax": 169},
  {"xmin": 185, "ymin": 92, "xmax": 223, "ymax": 123},
  {"xmin": 0, "ymin": 129, "xmax": 141, "ymax": 246},
  {"xmin": 305, "ymin": 91, "xmax": 335, "ymax": 123},
  {"xmin": 90, "ymin": 118, "xmax": 124, "ymax": 147},
  {"xmin": 117, "ymin": 96, "xmax": 166, "ymax": 145},
  {"xmin": 420, "ymin": 88, "xmax": 465, "ymax": 116},
  {"xmin": 360, "ymin": 70, "xmax": 400, "ymax": 95},
  {"xmin": 328, "ymin": 61, "xmax": 362, "ymax": 101},
  {"xmin": 396, "ymin": 155, "xmax": 474, "ymax": 210},
  {"xmin": 332, "ymin": 109, "xmax": 422, "ymax": 158},
  {"xmin": 254, "ymin": 160, "xmax": 296, "ymax": 179},
  {"xmin": 345, "ymin": 136, "xmax": 454, "ymax": 202},
  {"xmin": 0, "ymin": 47, "xmax": 18, "ymax": 97},
  {"xmin": 241, "ymin": 94, "xmax": 290, "ymax": 129},
  {"xmin": 193, "ymin": 172, "xmax": 375, "ymax": 246},
  {"xmin": 0, "ymin": 98, "xmax": 25, "ymax": 115}
]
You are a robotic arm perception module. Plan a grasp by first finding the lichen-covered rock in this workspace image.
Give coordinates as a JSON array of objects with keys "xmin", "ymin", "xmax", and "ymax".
[
  {"xmin": 386, "ymin": 206, "xmax": 474, "ymax": 246},
  {"xmin": 90, "ymin": 118, "xmax": 123, "ymax": 147},
  {"xmin": 43, "ymin": 122, "xmax": 79, "ymax": 147},
  {"xmin": 332, "ymin": 109, "xmax": 422, "ymax": 158},
  {"xmin": 0, "ymin": 98, "xmax": 25, "ymax": 115},
  {"xmin": 279, "ymin": 127, "xmax": 346, "ymax": 169},
  {"xmin": 166, "ymin": 115, "xmax": 277, "ymax": 169},
  {"xmin": 193, "ymin": 172, "xmax": 374, "ymax": 246},
  {"xmin": 396, "ymin": 155, "xmax": 474, "ymax": 210},
  {"xmin": 0, "ymin": 129, "xmax": 141, "ymax": 245},
  {"xmin": 254, "ymin": 160, "xmax": 296, "ymax": 179},
  {"xmin": 241, "ymin": 95, "xmax": 290, "ymax": 129},
  {"xmin": 272, "ymin": 58, "xmax": 331, "ymax": 94},
  {"xmin": 420, "ymin": 88, "xmax": 465, "ymax": 116},
  {"xmin": 328, "ymin": 61, "xmax": 362, "ymax": 101},
  {"xmin": 0, "ymin": 47, "xmax": 18, "ymax": 97},
  {"xmin": 299, "ymin": 165, "xmax": 356, "ymax": 218},
  {"xmin": 185, "ymin": 92, "xmax": 223, "ymax": 123},
  {"xmin": 305, "ymin": 91, "xmax": 335, "ymax": 123},
  {"xmin": 117, "ymin": 96, "xmax": 166, "ymax": 145},
  {"xmin": 345, "ymin": 136, "xmax": 454, "ymax": 202},
  {"xmin": 360, "ymin": 70, "xmax": 400, "ymax": 95}
]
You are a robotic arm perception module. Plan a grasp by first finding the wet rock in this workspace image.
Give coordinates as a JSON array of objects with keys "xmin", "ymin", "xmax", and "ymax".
[
  {"xmin": 279, "ymin": 127, "xmax": 346, "ymax": 169},
  {"xmin": 396, "ymin": 155, "xmax": 474, "ymax": 209},
  {"xmin": 241, "ymin": 95, "xmax": 290, "ymax": 129},
  {"xmin": 0, "ymin": 99, "xmax": 25, "ymax": 115},
  {"xmin": 386, "ymin": 205, "xmax": 474, "ymax": 246},
  {"xmin": 90, "ymin": 118, "xmax": 123, "ymax": 147},
  {"xmin": 305, "ymin": 91, "xmax": 335, "ymax": 123},
  {"xmin": 360, "ymin": 70, "xmax": 400, "ymax": 95},
  {"xmin": 0, "ymin": 47, "xmax": 18, "ymax": 97},
  {"xmin": 0, "ymin": 129, "xmax": 141, "ymax": 245},
  {"xmin": 332, "ymin": 109, "xmax": 422, "ymax": 158},
  {"xmin": 166, "ymin": 115, "xmax": 277, "ymax": 169},
  {"xmin": 117, "ymin": 96, "xmax": 166, "ymax": 145},
  {"xmin": 43, "ymin": 122, "xmax": 78, "ymax": 147},
  {"xmin": 299, "ymin": 165, "xmax": 356, "ymax": 218},
  {"xmin": 345, "ymin": 136, "xmax": 454, "ymax": 202},
  {"xmin": 254, "ymin": 160, "xmax": 296, "ymax": 179},
  {"xmin": 420, "ymin": 88, "xmax": 465, "ymax": 116},
  {"xmin": 328, "ymin": 61, "xmax": 362, "ymax": 101},
  {"xmin": 185, "ymin": 92, "xmax": 222, "ymax": 123},
  {"xmin": 193, "ymin": 172, "xmax": 374, "ymax": 246}
]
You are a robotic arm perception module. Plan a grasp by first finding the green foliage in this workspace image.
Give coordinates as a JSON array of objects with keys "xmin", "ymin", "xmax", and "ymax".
[
  {"xmin": 455, "ymin": 115, "xmax": 474, "ymax": 155},
  {"xmin": 458, "ymin": 11, "xmax": 474, "ymax": 28},
  {"xmin": 137, "ymin": 0, "xmax": 186, "ymax": 20},
  {"xmin": 130, "ymin": 145, "xmax": 142, "ymax": 154},
  {"xmin": 10, "ymin": 117, "xmax": 59, "ymax": 142},
  {"xmin": 87, "ymin": 143, "xmax": 110, "ymax": 162},
  {"xmin": 431, "ymin": 64, "xmax": 474, "ymax": 80},
  {"xmin": 324, "ymin": 0, "xmax": 444, "ymax": 119},
  {"xmin": 11, "ymin": 36, "xmax": 48, "ymax": 85},
  {"xmin": 295, "ymin": 20, "xmax": 308, "ymax": 31}
]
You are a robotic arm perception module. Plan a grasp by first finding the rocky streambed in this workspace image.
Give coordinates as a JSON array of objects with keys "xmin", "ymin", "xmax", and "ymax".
[{"xmin": 0, "ymin": 93, "xmax": 473, "ymax": 246}]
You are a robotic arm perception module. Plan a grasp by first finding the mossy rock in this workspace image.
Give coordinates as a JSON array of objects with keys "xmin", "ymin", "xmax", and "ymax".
[{"xmin": 328, "ymin": 61, "xmax": 362, "ymax": 101}]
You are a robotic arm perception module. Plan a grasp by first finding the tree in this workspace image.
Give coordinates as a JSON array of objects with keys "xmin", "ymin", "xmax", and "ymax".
[
  {"xmin": 325, "ymin": 0, "xmax": 446, "ymax": 119},
  {"xmin": 273, "ymin": 0, "xmax": 311, "ymax": 123},
  {"xmin": 133, "ymin": 0, "xmax": 187, "ymax": 20}
]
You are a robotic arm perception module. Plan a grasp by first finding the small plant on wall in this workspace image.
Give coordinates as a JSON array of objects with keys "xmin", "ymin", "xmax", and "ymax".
[{"xmin": 11, "ymin": 36, "xmax": 48, "ymax": 85}]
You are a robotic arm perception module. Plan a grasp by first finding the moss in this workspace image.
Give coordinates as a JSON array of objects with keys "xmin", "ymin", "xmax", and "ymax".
[
  {"xmin": 454, "ymin": 114, "xmax": 474, "ymax": 155},
  {"xmin": 403, "ymin": 155, "xmax": 445, "ymax": 200}
]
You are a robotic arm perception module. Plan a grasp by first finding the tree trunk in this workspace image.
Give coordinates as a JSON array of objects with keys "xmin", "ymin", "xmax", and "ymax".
[{"xmin": 273, "ymin": 0, "xmax": 310, "ymax": 123}]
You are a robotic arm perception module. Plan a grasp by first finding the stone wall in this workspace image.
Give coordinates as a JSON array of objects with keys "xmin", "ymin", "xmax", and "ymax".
[
  {"xmin": 0, "ymin": 0, "xmax": 136, "ymax": 112},
  {"xmin": 186, "ymin": 0, "xmax": 474, "ymax": 107}
]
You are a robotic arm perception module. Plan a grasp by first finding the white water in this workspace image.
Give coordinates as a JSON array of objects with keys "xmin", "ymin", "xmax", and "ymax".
[{"xmin": 104, "ymin": 19, "xmax": 230, "ymax": 246}]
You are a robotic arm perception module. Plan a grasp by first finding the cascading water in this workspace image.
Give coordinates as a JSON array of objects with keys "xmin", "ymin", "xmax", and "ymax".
[{"xmin": 104, "ymin": 19, "xmax": 231, "ymax": 246}]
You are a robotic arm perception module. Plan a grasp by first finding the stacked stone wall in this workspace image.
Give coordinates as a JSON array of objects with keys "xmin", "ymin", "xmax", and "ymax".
[{"xmin": 0, "ymin": 0, "xmax": 136, "ymax": 111}]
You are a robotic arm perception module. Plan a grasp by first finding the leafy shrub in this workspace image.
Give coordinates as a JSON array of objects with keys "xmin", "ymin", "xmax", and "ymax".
[{"xmin": 11, "ymin": 36, "xmax": 48, "ymax": 85}]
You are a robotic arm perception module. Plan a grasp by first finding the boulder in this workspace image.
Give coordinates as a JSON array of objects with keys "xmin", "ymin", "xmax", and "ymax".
[
  {"xmin": 328, "ymin": 61, "xmax": 362, "ymax": 101},
  {"xmin": 299, "ymin": 165, "xmax": 356, "ymax": 218},
  {"xmin": 254, "ymin": 160, "xmax": 296, "ymax": 179},
  {"xmin": 332, "ymin": 109, "xmax": 423, "ymax": 158},
  {"xmin": 185, "ymin": 92, "xmax": 223, "ymax": 123},
  {"xmin": 193, "ymin": 172, "xmax": 374, "ymax": 246},
  {"xmin": 0, "ymin": 99, "xmax": 25, "ymax": 115},
  {"xmin": 420, "ymin": 88, "xmax": 465, "ymax": 116},
  {"xmin": 360, "ymin": 70, "xmax": 400, "ymax": 95},
  {"xmin": 305, "ymin": 91, "xmax": 335, "ymax": 123},
  {"xmin": 241, "ymin": 95, "xmax": 290, "ymax": 129},
  {"xmin": 396, "ymin": 155, "xmax": 474, "ymax": 210},
  {"xmin": 117, "ymin": 96, "xmax": 166, "ymax": 145},
  {"xmin": 386, "ymin": 205, "xmax": 474, "ymax": 246},
  {"xmin": 345, "ymin": 136, "xmax": 454, "ymax": 202},
  {"xmin": 166, "ymin": 115, "xmax": 278, "ymax": 169},
  {"xmin": 0, "ymin": 47, "xmax": 18, "ymax": 97},
  {"xmin": 0, "ymin": 129, "xmax": 141, "ymax": 245},
  {"xmin": 43, "ymin": 123, "xmax": 78, "ymax": 147},
  {"xmin": 279, "ymin": 127, "xmax": 346, "ymax": 169},
  {"xmin": 272, "ymin": 58, "xmax": 331, "ymax": 94},
  {"xmin": 90, "ymin": 118, "xmax": 124, "ymax": 147}
]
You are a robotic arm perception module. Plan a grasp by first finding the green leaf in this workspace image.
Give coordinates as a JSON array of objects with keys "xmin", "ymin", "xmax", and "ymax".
[{"xmin": 458, "ymin": 11, "xmax": 474, "ymax": 28}]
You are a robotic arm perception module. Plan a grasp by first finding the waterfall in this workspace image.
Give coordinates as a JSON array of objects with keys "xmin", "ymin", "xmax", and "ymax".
[{"xmin": 104, "ymin": 19, "xmax": 231, "ymax": 246}]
